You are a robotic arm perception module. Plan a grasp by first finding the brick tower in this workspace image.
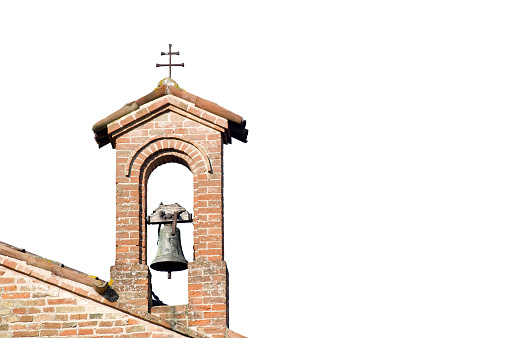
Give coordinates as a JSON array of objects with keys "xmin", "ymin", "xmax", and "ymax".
[{"xmin": 92, "ymin": 82, "xmax": 248, "ymax": 338}]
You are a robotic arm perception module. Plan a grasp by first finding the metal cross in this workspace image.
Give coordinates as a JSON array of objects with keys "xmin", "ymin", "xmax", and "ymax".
[{"xmin": 156, "ymin": 44, "xmax": 184, "ymax": 79}]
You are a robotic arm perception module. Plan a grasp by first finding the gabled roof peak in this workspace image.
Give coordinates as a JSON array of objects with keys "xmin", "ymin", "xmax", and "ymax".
[{"xmin": 92, "ymin": 84, "xmax": 248, "ymax": 148}]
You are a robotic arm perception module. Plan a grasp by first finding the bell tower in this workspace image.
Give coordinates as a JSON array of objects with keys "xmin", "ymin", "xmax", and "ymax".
[{"xmin": 92, "ymin": 79, "xmax": 248, "ymax": 338}]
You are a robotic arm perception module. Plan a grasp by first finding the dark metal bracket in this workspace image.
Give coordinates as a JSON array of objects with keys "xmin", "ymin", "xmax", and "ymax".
[{"xmin": 170, "ymin": 211, "xmax": 179, "ymax": 236}]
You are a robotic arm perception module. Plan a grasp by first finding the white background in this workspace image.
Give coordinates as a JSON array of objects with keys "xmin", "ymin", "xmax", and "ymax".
[{"xmin": 1, "ymin": 1, "xmax": 509, "ymax": 337}]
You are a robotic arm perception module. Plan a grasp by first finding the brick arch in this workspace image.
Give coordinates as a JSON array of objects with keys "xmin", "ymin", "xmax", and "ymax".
[
  {"xmin": 135, "ymin": 148, "xmax": 200, "ymax": 265},
  {"xmin": 143, "ymin": 150, "xmax": 197, "ymax": 179},
  {"xmin": 126, "ymin": 135, "xmax": 211, "ymax": 177}
]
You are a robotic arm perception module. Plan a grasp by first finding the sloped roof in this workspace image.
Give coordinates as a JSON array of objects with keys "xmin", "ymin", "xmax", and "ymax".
[
  {"xmin": 0, "ymin": 241, "xmax": 209, "ymax": 338},
  {"xmin": 92, "ymin": 85, "xmax": 248, "ymax": 148}
]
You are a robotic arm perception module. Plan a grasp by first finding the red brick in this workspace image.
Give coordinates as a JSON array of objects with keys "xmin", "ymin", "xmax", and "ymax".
[
  {"xmin": 10, "ymin": 323, "xmax": 28, "ymax": 330},
  {"xmin": 2, "ymin": 292, "xmax": 30, "ymax": 299},
  {"xmin": 116, "ymin": 238, "xmax": 139, "ymax": 246},
  {"xmin": 204, "ymin": 311, "xmax": 226, "ymax": 318},
  {"xmin": 43, "ymin": 322, "xmax": 61, "ymax": 329},
  {"xmin": 3, "ymin": 260, "xmax": 18, "ymax": 269},
  {"xmin": 207, "ymin": 184, "xmax": 222, "ymax": 193},
  {"xmin": 197, "ymin": 193, "xmax": 222, "ymax": 201},
  {"xmin": 53, "ymin": 314, "xmax": 68, "ymax": 321},
  {"xmin": 70, "ymin": 313, "xmax": 87, "ymax": 320},
  {"xmin": 121, "ymin": 114, "xmax": 136, "ymax": 126},
  {"xmin": 116, "ymin": 246, "xmax": 130, "ymax": 253},
  {"xmin": 211, "ymin": 275, "xmax": 226, "ymax": 282},
  {"xmin": 200, "ymin": 249, "xmax": 222, "ymax": 256},
  {"xmin": 126, "ymin": 325, "xmax": 146, "ymax": 333},
  {"xmin": 199, "ymin": 207, "xmax": 222, "ymax": 214},
  {"xmin": 212, "ymin": 304, "xmax": 227, "ymax": 311},
  {"xmin": 73, "ymin": 287, "xmax": 89, "ymax": 297},
  {"xmin": 23, "ymin": 299, "xmax": 45, "ymax": 306},
  {"xmin": 115, "ymin": 136, "xmax": 131, "ymax": 144},
  {"xmin": 95, "ymin": 327, "xmax": 123, "ymax": 334},
  {"xmin": 203, "ymin": 326, "xmax": 227, "ymax": 334},
  {"xmin": 13, "ymin": 308, "xmax": 26, "ymax": 315},
  {"xmin": 27, "ymin": 323, "xmax": 43, "ymax": 330},
  {"xmin": 192, "ymin": 304, "xmax": 212, "ymax": 311},
  {"xmin": 207, "ymin": 255, "xmax": 222, "ymax": 261},
  {"xmin": 4, "ymin": 285, "xmax": 17, "ymax": 292},
  {"xmin": 29, "ymin": 271, "xmax": 48, "ymax": 280},
  {"xmin": 207, "ymin": 242, "xmax": 222, "ymax": 249},
  {"xmin": 99, "ymin": 320, "xmax": 113, "ymax": 327},
  {"xmin": 78, "ymin": 329, "xmax": 94, "ymax": 335},
  {"xmin": 47, "ymin": 298, "xmax": 76, "ymax": 305},
  {"xmin": 188, "ymin": 319, "xmax": 211, "ymax": 326},
  {"xmin": 205, "ymin": 227, "xmax": 224, "ymax": 237},
  {"xmin": 188, "ymin": 284, "xmax": 202, "ymax": 290},
  {"xmin": 189, "ymin": 290, "xmax": 203, "ymax": 297},
  {"xmin": 19, "ymin": 315, "xmax": 34, "ymax": 322},
  {"xmin": 127, "ymin": 317, "xmax": 141, "ymax": 325},
  {"xmin": 13, "ymin": 331, "xmax": 39, "ymax": 337},
  {"xmin": 26, "ymin": 307, "xmax": 41, "ymax": 314},
  {"xmin": 115, "ymin": 319, "xmax": 129, "ymax": 326},
  {"xmin": 59, "ymin": 329, "xmax": 78, "ymax": 336},
  {"xmin": 207, "ymin": 214, "xmax": 223, "ymax": 221},
  {"xmin": 116, "ymin": 231, "xmax": 130, "ymax": 239},
  {"xmin": 77, "ymin": 320, "xmax": 97, "ymax": 327},
  {"xmin": 127, "ymin": 129, "xmax": 149, "ymax": 137}
]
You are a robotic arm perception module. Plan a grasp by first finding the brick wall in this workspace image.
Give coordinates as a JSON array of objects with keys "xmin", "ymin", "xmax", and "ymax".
[
  {"xmin": 109, "ymin": 97, "xmax": 230, "ymax": 337},
  {"xmin": 0, "ymin": 93, "xmax": 245, "ymax": 338},
  {"xmin": 0, "ymin": 262, "xmax": 188, "ymax": 338}
]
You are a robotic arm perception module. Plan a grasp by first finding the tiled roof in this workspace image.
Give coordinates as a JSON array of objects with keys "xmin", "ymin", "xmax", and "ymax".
[
  {"xmin": 0, "ymin": 241, "xmax": 210, "ymax": 338},
  {"xmin": 0, "ymin": 241, "xmax": 99, "ymax": 288},
  {"xmin": 92, "ymin": 85, "xmax": 248, "ymax": 148}
]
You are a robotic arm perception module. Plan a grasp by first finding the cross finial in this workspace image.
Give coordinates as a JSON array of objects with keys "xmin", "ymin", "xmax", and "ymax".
[{"xmin": 156, "ymin": 44, "xmax": 184, "ymax": 79}]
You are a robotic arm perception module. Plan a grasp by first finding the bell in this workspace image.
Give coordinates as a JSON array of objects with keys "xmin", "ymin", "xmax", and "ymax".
[{"xmin": 150, "ymin": 224, "xmax": 188, "ymax": 277}]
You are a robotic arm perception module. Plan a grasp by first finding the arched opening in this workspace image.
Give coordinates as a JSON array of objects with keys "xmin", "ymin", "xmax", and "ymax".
[{"xmin": 146, "ymin": 163, "xmax": 193, "ymax": 306}]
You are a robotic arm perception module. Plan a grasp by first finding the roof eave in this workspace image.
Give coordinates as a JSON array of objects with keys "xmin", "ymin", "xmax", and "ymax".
[{"xmin": 92, "ymin": 85, "xmax": 248, "ymax": 147}]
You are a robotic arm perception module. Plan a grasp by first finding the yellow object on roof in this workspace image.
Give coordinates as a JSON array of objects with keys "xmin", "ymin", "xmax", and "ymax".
[{"xmin": 155, "ymin": 77, "xmax": 184, "ymax": 91}]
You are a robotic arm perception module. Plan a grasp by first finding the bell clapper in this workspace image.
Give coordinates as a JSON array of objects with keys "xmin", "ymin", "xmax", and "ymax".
[{"xmin": 168, "ymin": 272, "xmax": 171, "ymax": 279}]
